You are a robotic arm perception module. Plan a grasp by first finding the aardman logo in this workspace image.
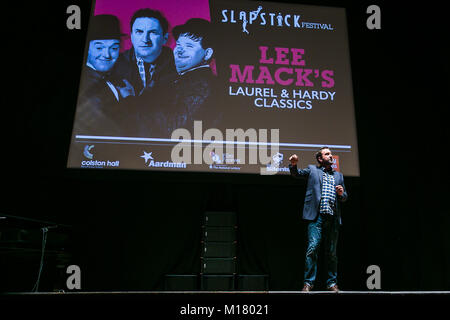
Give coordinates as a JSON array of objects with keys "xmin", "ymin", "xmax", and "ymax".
[
  {"xmin": 140, "ymin": 151, "xmax": 154, "ymax": 164},
  {"xmin": 140, "ymin": 150, "xmax": 186, "ymax": 169}
]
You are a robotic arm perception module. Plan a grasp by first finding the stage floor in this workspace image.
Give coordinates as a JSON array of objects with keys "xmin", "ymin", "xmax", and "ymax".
[{"xmin": 4, "ymin": 290, "xmax": 450, "ymax": 295}]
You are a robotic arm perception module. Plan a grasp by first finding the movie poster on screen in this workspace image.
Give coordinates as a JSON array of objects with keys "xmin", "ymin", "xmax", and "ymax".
[{"xmin": 67, "ymin": 0, "xmax": 359, "ymax": 176}]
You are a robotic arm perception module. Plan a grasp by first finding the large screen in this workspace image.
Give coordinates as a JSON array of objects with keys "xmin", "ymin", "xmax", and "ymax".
[{"xmin": 67, "ymin": 0, "xmax": 360, "ymax": 176}]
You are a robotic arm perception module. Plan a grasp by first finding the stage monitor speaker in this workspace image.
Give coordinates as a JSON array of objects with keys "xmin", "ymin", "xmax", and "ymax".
[
  {"xmin": 237, "ymin": 275, "xmax": 269, "ymax": 291},
  {"xmin": 204, "ymin": 211, "xmax": 236, "ymax": 227},
  {"xmin": 200, "ymin": 274, "xmax": 235, "ymax": 291},
  {"xmin": 164, "ymin": 274, "xmax": 198, "ymax": 291}
]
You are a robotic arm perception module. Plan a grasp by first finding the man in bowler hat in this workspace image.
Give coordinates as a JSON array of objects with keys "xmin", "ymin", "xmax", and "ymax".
[{"xmin": 73, "ymin": 14, "xmax": 134, "ymax": 136}]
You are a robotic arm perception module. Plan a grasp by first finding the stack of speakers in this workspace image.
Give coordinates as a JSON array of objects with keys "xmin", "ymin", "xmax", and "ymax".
[
  {"xmin": 200, "ymin": 211, "xmax": 237, "ymax": 290},
  {"xmin": 164, "ymin": 210, "xmax": 269, "ymax": 291}
]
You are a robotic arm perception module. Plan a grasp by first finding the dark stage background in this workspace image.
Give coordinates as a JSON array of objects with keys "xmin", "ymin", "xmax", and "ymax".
[{"xmin": 2, "ymin": 0, "xmax": 449, "ymax": 292}]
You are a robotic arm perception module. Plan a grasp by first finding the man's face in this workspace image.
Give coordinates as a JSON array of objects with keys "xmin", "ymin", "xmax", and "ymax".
[
  {"xmin": 319, "ymin": 148, "xmax": 333, "ymax": 166},
  {"xmin": 87, "ymin": 39, "xmax": 120, "ymax": 72},
  {"xmin": 131, "ymin": 17, "xmax": 167, "ymax": 62},
  {"xmin": 174, "ymin": 34, "xmax": 210, "ymax": 73}
]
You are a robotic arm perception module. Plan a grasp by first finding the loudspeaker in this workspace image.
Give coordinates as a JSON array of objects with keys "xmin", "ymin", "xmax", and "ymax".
[
  {"xmin": 204, "ymin": 211, "xmax": 236, "ymax": 227},
  {"xmin": 201, "ymin": 257, "xmax": 236, "ymax": 274},
  {"xmin": 202, "ymin": 241, "xmax": 236, "ymax": 258},
  {"xmin": 203, "ymin": 226, "xmax": 237, "ymax": 242}
]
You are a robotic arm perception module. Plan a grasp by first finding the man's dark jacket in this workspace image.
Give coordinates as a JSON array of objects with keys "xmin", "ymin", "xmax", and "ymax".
[
  {"xmin": 289, "ymin": 164, "xmax": 348, "ymax": 224},
  {"xmin": 73, "ymin": 66, "xmax": 124, "ymax": 136}
]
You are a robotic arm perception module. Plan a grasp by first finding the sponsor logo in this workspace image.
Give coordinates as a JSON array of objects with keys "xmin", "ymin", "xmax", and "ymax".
[
  {"xmin": 266, "ymin": 165, "xmax": 290, "ymax": 172},
  {"xmin": 140, "ymin": 151, "xmax": 186, "ymax": 169},
  {"xmin": 272, "ymin": 152, "xmax": 283, "ymax": 166},
  {"xmin": 209, "ymin": 152, "xmax": 242, "ymax": 165},
  {"xmin": 140, "ymin": 151, "xmax": 154, "ymax": 164},
  {"xmin": 210, "ymin": 151, "xmax": 222, "ymax": 164},
  {"xmin": 83, "ymin": 145, "xmax": 94, "ymax": 159},
  {"xmin": 148, "ymin": 160, "xmax": 187, "ymax": 168},
  {"xmin": 81, "ymin": 144, "xmax": 119, "ymax": 168},
  {"xmin": 265, "ymin": 152, "xmax": 289, "ymax": 172},
  {"xmin": 171, "ymin": 121, "xmax": 280, "ymax": 175},
  {"xmin": 208, "ymin": 152, "xmax": 242, "ymax": 171},
  {"xmin": 80, "ymin": 160, "xmax": 120, "ymax": 168}
]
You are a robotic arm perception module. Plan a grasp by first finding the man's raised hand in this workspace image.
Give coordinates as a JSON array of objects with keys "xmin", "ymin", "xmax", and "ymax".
[{"xmin": 289, "ymin": 154, "xmax": 299, "ymax": 165}]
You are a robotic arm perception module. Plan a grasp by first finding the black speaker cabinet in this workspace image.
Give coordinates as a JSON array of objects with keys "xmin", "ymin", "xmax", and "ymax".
[
  {"xmin": 202, "ymin": 241, "xmax": 236, "ymax": 258},
  {"xmin": 204, "ymin": 211, "xmax": 236, "ymax": 227},
  {"xmin": 203, "ymin": 226, "xmax": 237, "ymax": 242},
  {"xmin": 200, "ymin": 274, "xmax": 235, "ymax": 291},
  {"xmin": 164, "ymin": 274, "xmax": 198, "ymax": 291},
  {"xmin": 201, "ymin": 257, "xmax": 236, "ymax": 274}
]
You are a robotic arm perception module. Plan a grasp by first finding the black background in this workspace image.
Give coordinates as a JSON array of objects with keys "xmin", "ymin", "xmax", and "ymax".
[{"xmin": 2, "ymin": 0, "xmax": 449, "ymax": 314}]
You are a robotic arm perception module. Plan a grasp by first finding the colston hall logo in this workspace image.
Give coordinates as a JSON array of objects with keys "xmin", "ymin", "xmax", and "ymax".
[
  {"xmin": 220, "ymin": 6, "xmax": 334, "ymax": 34},
  {"xmin": 81, "ymin": 144, "xmax": 120, "ymax": 168},
  {"xmin": 83, "ymin": 145, "xmax": 94, "ymax": 159}
]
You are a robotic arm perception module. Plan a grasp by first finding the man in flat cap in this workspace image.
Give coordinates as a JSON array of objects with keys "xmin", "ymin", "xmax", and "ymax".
[{"xmin": 147, "ymin": 18, "xmax": 223, "ymax": 137}]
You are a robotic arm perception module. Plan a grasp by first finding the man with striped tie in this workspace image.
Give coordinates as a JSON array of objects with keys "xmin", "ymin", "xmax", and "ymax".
[
  {"xmin": 114, "ymin": 8, "xmax": 177, "ymax": 97},
  {"xmin": 289, "ymin": 147, "xmax": 348, "ymax": 292}
]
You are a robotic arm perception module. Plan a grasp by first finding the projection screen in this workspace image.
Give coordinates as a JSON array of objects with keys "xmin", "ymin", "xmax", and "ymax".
[{"xmin": 67, "ymin": 0, "xmax": 360, "ymax": 176}]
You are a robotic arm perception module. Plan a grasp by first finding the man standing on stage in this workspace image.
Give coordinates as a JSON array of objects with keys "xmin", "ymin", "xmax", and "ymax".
[{"xmin": 289, "ymin": 147, "xmax": 348, "ymax": 292}]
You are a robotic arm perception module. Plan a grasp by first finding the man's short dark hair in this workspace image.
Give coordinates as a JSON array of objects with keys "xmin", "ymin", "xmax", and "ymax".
[
  {"xmin": 315, "ymin": 146, "xmax": 330, "ymax": 163},
  {"xmin": 172, "ymin": 18, "xmax": 213, "ymax": 52},
  {"xmin": 130, "ymin": 8, "xmax": 169, "ymax": 34}
]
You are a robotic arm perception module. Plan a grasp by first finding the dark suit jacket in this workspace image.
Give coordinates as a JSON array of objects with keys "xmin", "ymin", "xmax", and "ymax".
[
  {"xmin": 133, "ymin": 66, "xmax": 224, "ymax": 138},
  {"xmin": 289, "ymin": 164, "xmax": 348, "ymax": 224},
  {"xmin": 113, "ymin": 46, "xmax": 177, "ymax": 96},
  {"xmin": 165, "ymin": 66, "xmax": 223, "ymax": 136},
  {"xmin": 73, "ymin": 66, "xmax": 123, "ymax": 136}
]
